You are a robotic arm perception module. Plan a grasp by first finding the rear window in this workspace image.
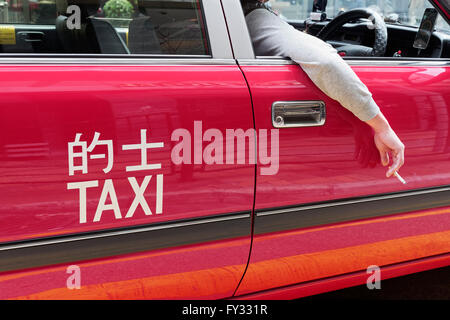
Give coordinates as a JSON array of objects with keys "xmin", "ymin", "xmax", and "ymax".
[{"xmin": 0, "ymin": 0, "xmax": 209, "ymax": 55}]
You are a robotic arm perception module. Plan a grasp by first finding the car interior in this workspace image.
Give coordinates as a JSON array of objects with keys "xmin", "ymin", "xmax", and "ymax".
[
  {"xmin": 0, "ymin": 0, "xmax": 209, "ymax": 55},
  {"xmin": 250, "ymin": 0, "xmax": 450, "ymax": 59},
  {"xmin": 291, "ymin": 5, "xmax": 450, "ymax": 58}
]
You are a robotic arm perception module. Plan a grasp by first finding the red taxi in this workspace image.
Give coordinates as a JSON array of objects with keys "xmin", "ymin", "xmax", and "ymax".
[{"xmin": 0, "ymin": 0, "xmax": 449, "ymax": 299}]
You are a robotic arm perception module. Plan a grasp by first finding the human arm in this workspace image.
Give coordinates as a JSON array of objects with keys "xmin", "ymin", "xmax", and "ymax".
[
  {"xmin": 246, "ymin": 9, "xmax": 405, "ymax": 176},
  {"xmin": 283, "ymin": 30, "xmax": 405, "ymax": 176},
  {"xmin": 365, "ymin": 112, "xmax": 405, "ymax": 177},
  {"xmin": 246, "ymin": 8, "xmax": 380, "ymax": 121}
]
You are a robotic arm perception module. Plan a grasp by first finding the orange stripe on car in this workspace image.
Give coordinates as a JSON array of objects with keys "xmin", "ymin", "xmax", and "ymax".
[
  {"xmin": 237, "ymin": 230, "xmax": 450, "ymax": 295},
  {"xmin": 10, "ymin": 230, "xmax": 450, "ymax": 300}
]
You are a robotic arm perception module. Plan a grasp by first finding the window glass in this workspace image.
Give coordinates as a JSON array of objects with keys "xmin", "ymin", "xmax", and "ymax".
[
  {"xmin": 0, "ymin": 0, "xmax": 209, "ymax": 55},
  {"xmin": 270, "ymin": 0, "xmax": 449, "ymax": 32},
  {"xmin": 0, "ymin": 0, "xmax": 57, "ymax": 24}
]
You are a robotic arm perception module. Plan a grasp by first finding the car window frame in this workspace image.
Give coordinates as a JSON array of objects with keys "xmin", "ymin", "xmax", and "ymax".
[
  {"xmin": 225, "ymin": 0, "xmax": 450, "ymax": 66},
  {"xmin": 0, "ymin": 0, "xmax": 235, "ymax": 63}
]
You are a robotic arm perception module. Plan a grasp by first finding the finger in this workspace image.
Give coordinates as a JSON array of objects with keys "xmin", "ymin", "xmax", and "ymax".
[
  {"xmin": 387, "ymin": 152, "xmax": 403, "ymax": 177},
  {"xmin": 387, "ymin": 167, "xmax": 395, "ymax": 178},
  {"xmin": 380, "ymin": 150, "xmax": 389, "ymax": 167}
]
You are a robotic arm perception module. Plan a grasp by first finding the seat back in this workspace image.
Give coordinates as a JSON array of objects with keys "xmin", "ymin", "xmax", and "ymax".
[
  {"xmin": 127, "ymin": 15, "xmax": 161, "ymax": 54},
  {"xmin": 55, "ymin": 0, "xmax": 128, "ymax": 54},
  {"xmin": 89, "ymin": 18, "xmax": 130, "ymax": 54}
]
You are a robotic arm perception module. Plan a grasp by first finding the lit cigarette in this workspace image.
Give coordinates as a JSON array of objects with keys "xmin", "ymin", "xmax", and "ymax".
[{"xmin": 394, "ymin": 172, "xmax": 406, "ymax": 184}]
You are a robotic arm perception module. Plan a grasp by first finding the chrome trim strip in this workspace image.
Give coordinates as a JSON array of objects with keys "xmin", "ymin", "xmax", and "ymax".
[
  {"xmin": 238, "ymin": 57, "xmax": 295, "ymax": 66},
  {"xmin": 257, "ymin": 186, "xmax": 450, "ymax": 218},
  {"xmin": 0, "ymin": 213, "xmax": 250, "ymax": 251},
  {"xmin": 238, "ymin": 57, "xmax": 450, "ymax": 66},
  {"xmin": 345, "ymin": 59, "xmax": 450, "ymax": 66},
  {"xmin": 0, "ymin": 211, "xmax": 252, "ymax": 272},
  {"xmin": 253, "ymin": 186, "xmax": 450, "ymax": 235},
  {"xmin": 0, "ymin": 57, "xmax": 236, "ymax": 66}
]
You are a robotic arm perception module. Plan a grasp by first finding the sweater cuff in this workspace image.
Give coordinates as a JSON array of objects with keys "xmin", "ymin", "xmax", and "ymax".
[{"xmin": 353, "ymin": 98, "xmax": 381, "ymax": 122}]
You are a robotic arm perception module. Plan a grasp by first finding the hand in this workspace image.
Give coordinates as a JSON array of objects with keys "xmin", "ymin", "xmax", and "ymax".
[
  {"xmin": 365, "ymin": 112, "xmax": 405, "ymax": 177},
  {"xmin": 374, "ymin": 128, "xmax": 405, "ymax": 177}
]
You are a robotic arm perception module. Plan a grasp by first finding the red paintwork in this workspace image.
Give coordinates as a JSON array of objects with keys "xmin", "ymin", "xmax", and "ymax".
[
  {"xmin": 235, "ymin": 63, "xmax": 450, "ymax": 296},
  {"xmin": 234, "ymin": 253, "xmax": 450, "ymax": 300},
  {"xmin": 0, "ymin": 236, "xmax": 251, "ymax": 299},
  {"xmin": 0, "ymin": 64, "xmax": 254, "ymax": 299},
  {"xmin": 235, "ymin": 207, "xmax": 450, "ymax": 296},
  {"xmin": 241, "ymin": 64, "xmax": 450, "ymax": 210},
  {"xmin": 0, "ymin": 65, "xmax": 254, "ymax": 242},
  {"xmin": 1, "ymin": 3, "xmax": 450, "ymax": 299}
]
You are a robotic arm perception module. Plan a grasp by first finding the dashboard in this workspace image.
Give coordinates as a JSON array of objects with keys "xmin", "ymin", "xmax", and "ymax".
[{"xmin": 290, "ymin": 19, "xmax": 450, "ymax": 58}]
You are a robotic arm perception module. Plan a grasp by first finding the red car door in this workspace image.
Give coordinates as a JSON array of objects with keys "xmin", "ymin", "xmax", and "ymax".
[
  {"xmin": 222, "ymin": 0, "xmax": 450, "ymax": 297},
  {"xmin": 0, "ymin": 0, "xmax": 254, "ymax": 299}
]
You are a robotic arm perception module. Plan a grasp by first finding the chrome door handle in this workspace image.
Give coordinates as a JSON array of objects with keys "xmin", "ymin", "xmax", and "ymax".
[{"xmin": 272, "ymin": 101, "xmax": 326, "ymax": 128}]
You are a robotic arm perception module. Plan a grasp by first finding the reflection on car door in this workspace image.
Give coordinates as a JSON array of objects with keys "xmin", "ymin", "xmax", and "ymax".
[
  {"xmin": 236, "ymin": 58, "xmax": 450, "ymax": 295},
  {"xmin": 0, "ymin": 0, "xmax": 254, "ymax": 299},
  {"xmin": 222, "ymin": 0, "xmax": 450, "ymax": 296}
]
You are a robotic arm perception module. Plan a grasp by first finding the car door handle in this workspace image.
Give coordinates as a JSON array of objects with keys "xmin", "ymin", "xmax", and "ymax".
[{"xmin": 272, "ymin": 101, "xmax": 326, "ymax": 128}]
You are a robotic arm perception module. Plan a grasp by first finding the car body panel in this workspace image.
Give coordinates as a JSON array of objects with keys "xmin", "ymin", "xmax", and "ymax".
[
  {"xmin": 0, "ymin": 0, "xmax": 449, "ymax": 300},
  {"xmin": 0, "ymin": 236, "xmax": 251, "ymax": 299},
  {"xmin": 0, "ymin": 64, "xmax": 254, "ymax": 242},
  {"xmin": 227, "ymin": 0, "xmax": 450, "ymax": 296},
  {"xmin": 241, "ymin": 63, "xmax": 450, "ymax": 210},
  {"xmin": 234, "ymin": 252, "xmax": 450, "ymax": 299},
  {"xmin": 234, "ymin": 60, "xmax": 450, "ymax": 296},
  {"xmin": 235, "ymin": 205, "xmax": 450, "ymax": 296}
]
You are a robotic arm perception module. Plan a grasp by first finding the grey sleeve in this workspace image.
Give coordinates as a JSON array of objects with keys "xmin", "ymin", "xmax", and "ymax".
[{"xmin": 268, "ymin": 22, "xmax": 381, "ymax": 121}]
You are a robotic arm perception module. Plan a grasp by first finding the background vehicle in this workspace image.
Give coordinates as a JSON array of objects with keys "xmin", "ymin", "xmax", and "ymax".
[{"xmin": 0, "ymin": 0, "xmax": 449, "ymax": 299}]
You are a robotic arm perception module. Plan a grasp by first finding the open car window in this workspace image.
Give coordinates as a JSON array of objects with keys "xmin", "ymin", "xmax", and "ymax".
[
  {"xmin": 245, "ymin": 0, "xmax": 450, "ymax": 59},
  {"xmin": 271, "ymin": 0, "xmax": 449, "ymax": 32}
]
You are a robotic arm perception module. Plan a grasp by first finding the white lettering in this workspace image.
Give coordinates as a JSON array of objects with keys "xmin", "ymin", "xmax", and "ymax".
[
  {"xmin": 67, "ymin": 180, "xmax": 99, "ymax": 223},
  {"xmin": 122, "ymin": 129, "xmax": 164, "ymax": 172},
  {"xmin": 156, "ymin": 174, "xmax": 163, "ymax": 214},
  {"xmin": 126, "ymin": 176, "xmax": 153, "ymax": 218},
  {"xmin": 94, "ymin": 179, "xmax": 122, "ymax": 222}
]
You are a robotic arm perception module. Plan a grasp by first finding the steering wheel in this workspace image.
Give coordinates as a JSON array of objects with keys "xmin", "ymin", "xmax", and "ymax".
[{"xmin": 316, "ymin": 9, "xmax": 388, "ymax": 57}]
